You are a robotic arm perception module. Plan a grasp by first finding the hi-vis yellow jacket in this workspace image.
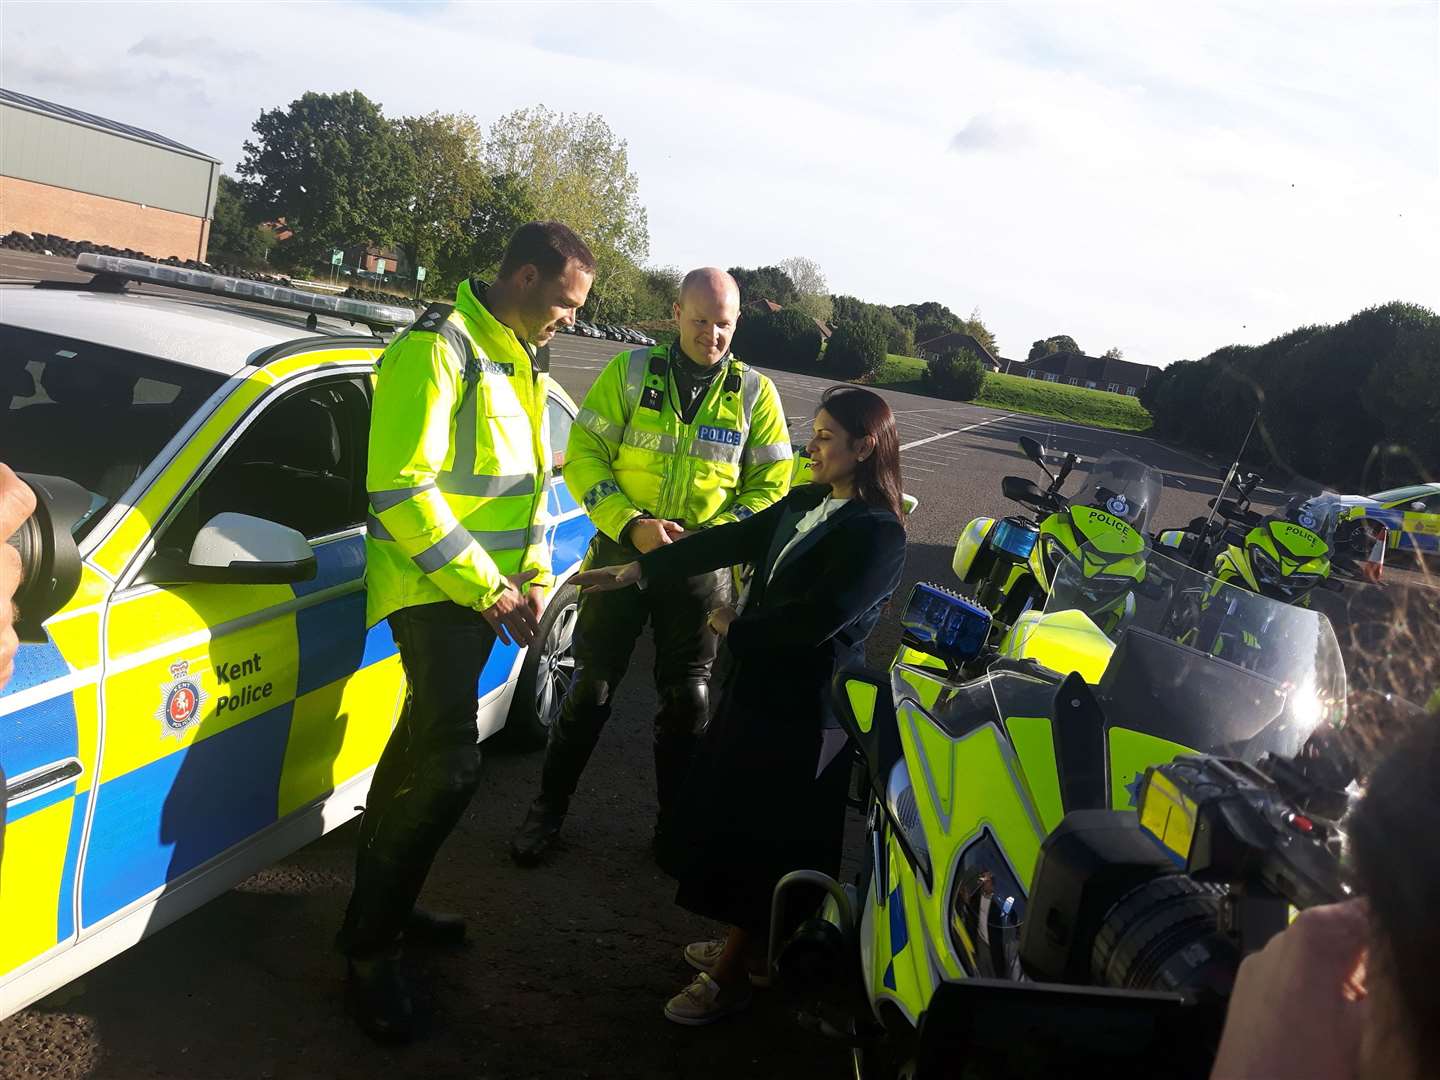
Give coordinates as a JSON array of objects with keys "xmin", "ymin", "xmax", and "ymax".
[
  {"xmin": 365, "ymin": 279, "xmax": 553, "ymax": 626},
  {"xmin": 565, "ymin": 345, "xmax": 792, "ymax": 542}
]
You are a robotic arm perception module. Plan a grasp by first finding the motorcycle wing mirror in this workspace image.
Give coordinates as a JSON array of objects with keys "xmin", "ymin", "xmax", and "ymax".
[
  {"xmin": 1018, "ymin": 436, "xmax": 1054, "ymax": 480},
  {"xmin": 1002, "ymin": 475, "xmax": 1045, "ymax": 506}
]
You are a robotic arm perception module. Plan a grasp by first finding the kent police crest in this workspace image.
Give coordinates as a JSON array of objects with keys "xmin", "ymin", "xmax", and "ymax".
[{"xmin": 157, "ymin": 659, "xmax": 207, "ymax": 735}]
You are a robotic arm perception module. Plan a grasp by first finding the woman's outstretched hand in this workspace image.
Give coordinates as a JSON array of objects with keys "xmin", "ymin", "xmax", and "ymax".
[
  {"xmin": 572, "ymin": 562, "xmax": 642, "ymax": 592},
  {"xmin": 707, "ymin": 604, "xmax": 738, "ymax": 636}
]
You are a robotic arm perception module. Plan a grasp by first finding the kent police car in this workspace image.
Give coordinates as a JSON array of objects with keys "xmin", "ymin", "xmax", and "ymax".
[
  {"xmin": 0, "ymin": 255, "xmax": 593, "ymax": 1019},
  {"xmin": 1338, "ymin": 484, "xmax": 1440, "ymax": 556}
]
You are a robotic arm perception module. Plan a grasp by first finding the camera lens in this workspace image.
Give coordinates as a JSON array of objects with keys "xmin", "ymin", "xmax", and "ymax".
[
  {"xmin": 1093, "ymin": 875, "xmax": 1239, "ymax": 998},
  {"xmin": 6, "ymin": 515, "xmax": 42, "ymax": 610},
  {"xmin": 5, "ymin": 474, "xmax": 84, "ymax": 642}
]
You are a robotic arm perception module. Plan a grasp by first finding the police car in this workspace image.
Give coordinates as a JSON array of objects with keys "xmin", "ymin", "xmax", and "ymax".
[
  {"xmin": 1338, "ymin": 484, "xmax": 1440, "ymax": 556},
  {"xmin": 0, "ymin": 255, "xmax": 593, "ymax": 1019}
]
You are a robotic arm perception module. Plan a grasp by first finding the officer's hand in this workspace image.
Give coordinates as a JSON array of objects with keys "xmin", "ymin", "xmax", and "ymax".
[
  {"xmin": 525, "ymin": 585, "xmax": 546, "ymax": 622},
  {"xmin": 572, "ymin": 562, "xmax": 641, "ymax": 593},
  {"xmin": 628, "ymin": 519, "xmax": 685, "ymax": 554},
  {"xmin": 1210, "ymin": 900, "xmax": 1369, "ymax": 1080},
  {"xmin": 482, "ymin": 569, "xmax": 541, "ymax": 648},
  {"xmin": 706, "ymin": 604, "xmax": 737, "ymax": 637},
  {"xmin": 0, "ymin": 464, "xmax": 37, "ymax": 692}
]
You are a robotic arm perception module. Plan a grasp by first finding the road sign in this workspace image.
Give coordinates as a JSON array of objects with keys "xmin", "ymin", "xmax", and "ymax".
[
  {"xmin": 375, "ymin": 259, "xmax": 387, "ymax": 276},
  {"xmin": 416, "ymin": 266, "xmax": 427, "ymax": 282},
  {"xmin": 331, "ymin": 249, "xmax": 343, "ymax": 266}
]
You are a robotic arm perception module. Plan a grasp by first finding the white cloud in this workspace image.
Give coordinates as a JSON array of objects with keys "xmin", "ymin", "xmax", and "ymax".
[{"xmin": 2, "ymin": 0, "xmax": 1435, "ymax": 366}]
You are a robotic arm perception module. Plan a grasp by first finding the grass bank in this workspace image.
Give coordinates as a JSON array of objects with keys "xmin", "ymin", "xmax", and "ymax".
[{"xmin": 865, "ymin": 356, "xmax": 1153, "ymax": 433}]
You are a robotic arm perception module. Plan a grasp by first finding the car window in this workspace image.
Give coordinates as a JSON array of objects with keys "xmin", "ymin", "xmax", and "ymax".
[
  {"xmin": 0, "ymin": 325, "xmax": 225, "ymax": 540},
  {"xmin": 546, "ymin": 393, "xmax": 574, "ymax": 473},
  {"xmin": 154, "ymin": 376, "xmax": 370, "ymax": 559},
  {"xmin": 1369, "ymin": 485, "xmax": 1431, "ymax": 504}
]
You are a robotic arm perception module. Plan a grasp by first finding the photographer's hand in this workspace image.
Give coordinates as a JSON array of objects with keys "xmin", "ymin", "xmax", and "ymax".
[{"xmin": 1211, "ymin": 900, "xmax": 1369, "ymax": 1080}]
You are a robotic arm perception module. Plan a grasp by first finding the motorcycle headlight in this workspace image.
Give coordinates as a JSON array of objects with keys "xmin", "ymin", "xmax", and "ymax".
[
  {"xmin": 947, "ymin": 848, "xmax": 1025, "ymax": 979},
  {"xmin": 1249, "ymin": 545, "xmax": 1284, "ymax": 587},
  {"xmin": 885, "ymin": 759, "xmax": 932, "ymax": 887},
  {"xmin": 1040, "ymin": 535, "xmax": 1067, "ymax": 584}
]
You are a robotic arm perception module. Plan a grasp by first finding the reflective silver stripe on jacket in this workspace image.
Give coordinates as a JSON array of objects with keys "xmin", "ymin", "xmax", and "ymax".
[
  {"xmin": 412, "ymin": 524, "xmax": 473, "ymax": 573},
  {"xmin": 576, "ymin": 406, "xmax": 623, "ymax": 444},
  {"xmin": 368, "ymin": 483, "xmax": 436, "ymax": 513},
  {"xmin": 742, "ymin": 442, "xmax": 793, "ymax": 466},
  {"xmin": 623, "ymin": 428, "xmax": 678, "ymax": 454},
  {"xmin": 435, "ymin": 472, "xmax": 537, "ymax": 498},
  {"xmin": 369, "ymin": 518, "xmax": 546, "ymax": 559},
  {"xmin": 689, "ymin": 440, "xmax": 744, "ymax": 465},
  {"xmin": 623, "ymin": 347, "xmax": 652, "ymax": 410}
]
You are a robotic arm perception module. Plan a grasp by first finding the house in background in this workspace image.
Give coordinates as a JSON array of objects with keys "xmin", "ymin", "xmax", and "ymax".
[
  {"xmin": 744, "ymin": 296, "xmax": 832, "ymax": 341},
  {"xmin": 1014, "ymin": 350, "xmax": 1153, "ymax": 397},
  {"xmin": 916, "ymin": 331, "xmax": 1001, "ymax": 372}
]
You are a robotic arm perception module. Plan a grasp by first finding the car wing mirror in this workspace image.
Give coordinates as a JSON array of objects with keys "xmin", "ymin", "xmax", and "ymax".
[{"xmin": 139, "ymin": 512, "xmax": 316, "ymax": 586}]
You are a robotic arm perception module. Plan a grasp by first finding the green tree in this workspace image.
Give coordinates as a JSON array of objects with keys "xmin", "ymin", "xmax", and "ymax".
[
  {"xmin": 238, "ymin": 90, "xmax": 414, "ymax": 268},
  {"xmin": 924, "ymin": 347, "xmax": 986, "ymax": 401},
  {"xmin": 207, "ymin": 174, "xmax": 272, "ymax": 265},
  {"xmin": 779, "ymin": 255, "xmax": 834, "ymax": 324},
  {"xmin": 729, "ymin": 266, "xmax": 799, "ymax": 307},
  {"xmin": 398, "ymin": 112, "xmax": 488, "ymax": 281},
  {"xmin": 485, "ymin": 106, "xmax": 649, "ymax": 321},
  {"xmin": 433, "ymin": 171, "xmax": 537, "ymax": 290},
  {"xmin": 1104, "ymin": 346, "xmax": 1125, "ymax": 360},
  {"xmin": 824, "ymin": 316, "xmax": 888, "ymax": 379},
  {"xmin": 732, "ymin": 308, "xmax": 822, "ymax": 371},
  {"xmin": 1028, "ymin": 335, "xmax": 1081, "ymax": 361}
]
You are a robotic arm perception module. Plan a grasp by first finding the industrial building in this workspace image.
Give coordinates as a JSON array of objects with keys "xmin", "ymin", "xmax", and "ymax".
[{"xmin": 0, "ymin": 87, "xmax": 220, "ymax": 261}]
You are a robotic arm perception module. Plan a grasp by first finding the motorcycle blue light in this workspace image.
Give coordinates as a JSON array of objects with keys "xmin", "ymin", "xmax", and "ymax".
[
  {"xmin": 989, "ymin": 518, "xmax": 1040, "ymax": 560},
  {"xmin": 900, "ymin": 583, "xmax": 993, "ymax": 664}
]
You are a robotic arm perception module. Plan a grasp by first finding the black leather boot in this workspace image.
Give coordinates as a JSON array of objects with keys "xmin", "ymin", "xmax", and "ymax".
[
  {"xmin": 345, "ymin": 950, "xmax": 416, "ymax": 1044},
  {"xmin": 403, "ymin": 908, "xmax": 467, "ymax": 947},
  {"xmin": 510, "ymin": 799, "xmax": 566, "ymax": 866}
]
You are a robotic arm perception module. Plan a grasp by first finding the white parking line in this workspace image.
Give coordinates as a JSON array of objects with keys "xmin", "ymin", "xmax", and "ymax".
[{"xmin": 900, "ymin": 413, "xmax": 1014, "ymax": 452}]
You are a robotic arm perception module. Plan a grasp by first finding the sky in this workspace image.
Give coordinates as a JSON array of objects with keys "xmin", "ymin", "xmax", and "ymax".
[{"xmin": 3, "ymin": 1, "xmax": 1437, "ymax": 366}]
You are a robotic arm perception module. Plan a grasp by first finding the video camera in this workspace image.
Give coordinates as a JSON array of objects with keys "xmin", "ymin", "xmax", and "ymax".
[
  {"xmin": 913, "ymin": 749, "xmax": 1350, "ymax": 1080},
  {"xmin": 4, "ymin": 473, "xmax": 84, "ymax": 642}
]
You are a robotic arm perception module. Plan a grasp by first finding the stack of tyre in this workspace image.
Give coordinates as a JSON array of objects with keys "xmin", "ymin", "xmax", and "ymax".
[
  {"xmin": 342, "ymin": 286, "xmax": 425, "ymax": 313},
  {"xmin": 0, "ymin": 229, "xmax": 299, "ymax": 287}
]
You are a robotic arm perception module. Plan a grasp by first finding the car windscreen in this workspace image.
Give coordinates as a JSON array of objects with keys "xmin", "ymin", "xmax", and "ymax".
[{"xmin": 0, "ymin": 324, "xmax": 225, "ymax": 541}]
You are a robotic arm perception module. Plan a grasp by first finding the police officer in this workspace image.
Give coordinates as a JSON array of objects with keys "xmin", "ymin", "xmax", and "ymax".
[
  {"xmin": 510, "ymin": 268, "xmax": 792, "ymax": 865},
  {"xmin": 339, "ymin": 222, "xmax": 594, "ymax": 1042}
]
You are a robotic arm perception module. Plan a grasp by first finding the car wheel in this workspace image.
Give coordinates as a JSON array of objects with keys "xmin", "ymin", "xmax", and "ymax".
[{"xmin": 499, "ymin": 580, "xmax": 580, "ymax": 749}]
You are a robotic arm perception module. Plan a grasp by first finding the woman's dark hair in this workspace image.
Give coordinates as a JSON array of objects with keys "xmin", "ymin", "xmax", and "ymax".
[
  {"xmin": 498, "ymin": 221, "xmax": 596, "ymax": 280},
  {"xmin": 1350, "ymin": 715, "xmax": 1440, "ymax": 1069},
  {"xmin": 815, "ymin": 386, "xmax": 905, "ymax": 523}
]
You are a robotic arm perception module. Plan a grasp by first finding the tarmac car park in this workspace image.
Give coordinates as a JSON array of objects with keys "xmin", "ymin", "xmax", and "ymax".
[{"xmin": 0, "ymin": 255, "xmax": 594, "ymax": 1020}]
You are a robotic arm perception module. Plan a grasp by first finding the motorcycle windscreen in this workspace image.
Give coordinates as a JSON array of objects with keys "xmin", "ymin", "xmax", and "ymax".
[
  {"xmin": 1069, "ymin": 451, "xmax": 1163, "ymax": 535},
  {"xmin": 1005, "ymin": 544, "xmax": 1347, "ymax": 766}
]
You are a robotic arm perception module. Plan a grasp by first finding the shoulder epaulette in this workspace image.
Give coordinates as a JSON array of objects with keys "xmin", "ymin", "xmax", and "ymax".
[{"xmin": 414, "ymin": 302, "xmax": 454, "ymax": 333}]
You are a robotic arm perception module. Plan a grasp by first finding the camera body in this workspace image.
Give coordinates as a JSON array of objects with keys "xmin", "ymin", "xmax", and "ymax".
[
  {"xmin": 1024, "ymin": 752, "xmax": 1347, "ymax": 985},
  {"xmin": 5, "ymin": 473, "xmax": 85, "ymax": 642}
]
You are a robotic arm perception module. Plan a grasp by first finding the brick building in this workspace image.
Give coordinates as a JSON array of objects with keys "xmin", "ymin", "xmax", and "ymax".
[
  {"xmin": 0, "ymin": 88, "xmax": 220, "ymax": 261},
  {"xmin": 1015, "ymin": 350, "xmax": 1153, "ymax": 397}
]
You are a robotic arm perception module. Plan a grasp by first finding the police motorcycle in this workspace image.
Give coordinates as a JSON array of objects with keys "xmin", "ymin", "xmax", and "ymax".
[
  {"xmin": 953, "ymin": 438, "xmax": 1161, "ymax": 636},
  {"xmin": 768, "ymin": 544, "xmax": 1350, "ymax": 1080}
]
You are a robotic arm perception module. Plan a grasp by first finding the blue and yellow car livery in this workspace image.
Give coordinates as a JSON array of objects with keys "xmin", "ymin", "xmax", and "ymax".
[
  {"xmin": 0, "ymin": 263, "xmax": 594, "ymax": 1019},
  {"xmin": 1339, "ymin": 484, "xmax": 1440, "ymax": 555}
]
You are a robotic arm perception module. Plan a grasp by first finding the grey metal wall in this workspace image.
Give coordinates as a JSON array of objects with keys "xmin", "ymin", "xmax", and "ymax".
[{"xmin": 0, "ymin": 104, "xmax": 218, "ymax": 219}]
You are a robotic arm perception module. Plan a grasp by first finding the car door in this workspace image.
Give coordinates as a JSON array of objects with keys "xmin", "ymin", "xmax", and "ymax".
[
  {"xmin": 82, "ymin": 370, "xmax": 402, "ymax": 932},
  {"xmin": 1398, "ymin": 493, "xmax": 1439, "ymax": 552}
]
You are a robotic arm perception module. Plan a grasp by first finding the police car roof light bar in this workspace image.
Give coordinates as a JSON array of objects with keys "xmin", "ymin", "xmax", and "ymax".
[{"xmin": 74, "ymin": 253, "xmax": 416, "ymax": 333}]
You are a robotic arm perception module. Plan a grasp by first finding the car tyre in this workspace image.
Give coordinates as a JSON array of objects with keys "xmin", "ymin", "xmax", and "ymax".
[{"xmin": 499, "ymin": 580, "xmax": 580, "ymax": 750}]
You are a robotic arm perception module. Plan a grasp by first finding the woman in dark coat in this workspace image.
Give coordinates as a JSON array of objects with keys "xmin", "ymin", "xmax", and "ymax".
[{"xmin": 571, "ymin": 386, "xmax": 907, "ymax": 1025}]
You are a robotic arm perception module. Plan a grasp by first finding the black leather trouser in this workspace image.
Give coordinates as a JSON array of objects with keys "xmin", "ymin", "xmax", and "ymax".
[
  {"xmin": 537, "ymin": 534, "xmax": 729, "ymax": 830},
  {"xmin": 338, "ymin": 601, "xmax": 496, "ymax": 958}
]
